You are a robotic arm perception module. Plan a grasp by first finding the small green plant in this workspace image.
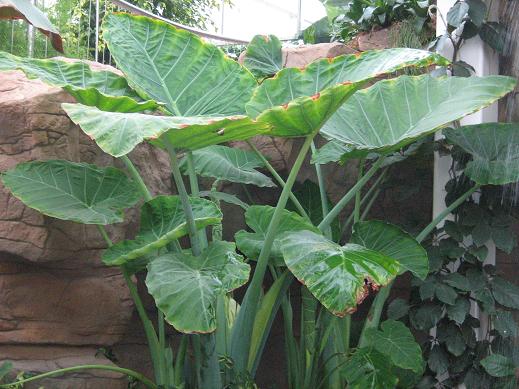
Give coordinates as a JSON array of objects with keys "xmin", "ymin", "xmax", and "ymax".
[{"xmin": 0, "ymin": 12, "xmax": 517, "ymax": 389}]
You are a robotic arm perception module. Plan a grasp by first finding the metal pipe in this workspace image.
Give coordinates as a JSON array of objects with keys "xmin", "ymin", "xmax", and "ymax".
[
  {"xmin": 95, "ymin": 0, "xmax": 100, "ymax": 62},
  {"xmin": 107, "ymin": 0, "xmax": 249, "ymax": 44}
]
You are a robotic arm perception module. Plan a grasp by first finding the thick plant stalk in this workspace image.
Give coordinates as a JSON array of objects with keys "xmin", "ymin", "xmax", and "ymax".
[
  {"xmin": 246, "ymin": 140, "xmax": 310, "ymax": 220},
  {"xmin": 339, "ymin": 169, "xmax": 387, "ymax": 239},
  {"xmin": 120, "ymin": 155, "xmax": 168, "ymax": 383},
  {"xmin": 121, "ymin": 155, "xmax": 153, "ymax": 202},
  {"xmin": 0, "ymin": 365, "xmax": 158, "ymax": 389},
  {"xmin": 416, "ymin": 184, "xmax": 480, "ymax": 243},
  {"xmin": 311, "ymin": 141, "xmax": 331, "ymax": 239},
  {"xmin": 357, "ymin": 183, "xmax": 481, "ymax": 347},
  {"xmin": 97, "ymin": 226, "xmax": 162, "ymax": 385},
  {"xmin": 318, "ymin": 157, "xmax": 386, "ymax": 232},
  {"xmin": 186, "ymin": 151, "xmax": 208, "ymax": 249},
  {"xmin": 164, "ymin": 143, "xmax": 202, "ymax": 257},
  {"xmin": 354, "ymin": 159, "xmax": 365, "ymax": 223},
  {"xmin": 231, "ymin": 134, "xmax": 316, "ymax": 372},
  {"xmin": 164, "ymin": 141, "xmax": 221, "ymax": 389}
]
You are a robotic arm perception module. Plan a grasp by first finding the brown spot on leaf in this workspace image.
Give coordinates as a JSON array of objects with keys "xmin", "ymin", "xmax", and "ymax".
[{"xmin": 311, "ymin": 93, "xmax": 320, "ymax": 101}]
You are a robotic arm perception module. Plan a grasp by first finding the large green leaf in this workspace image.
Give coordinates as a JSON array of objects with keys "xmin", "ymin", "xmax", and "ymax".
[
  {"xmin": 1, "ymin": 160, "xmax": 140, "ymax": 224},
  {"xmin": 103, "ymin": 13, "xmax": 256, "ymax": 116},
  {"xmin": 342, "ymin": 348, "xmax": 399, "ymax": 389},
  {"xmin": 180, "ymin": 145, "xmax": 275, "ymax": 187},
  {"xmin": 444, "ymin": 123, "xmax": 519, "ymax": 185},
  {"xmin": 103, "ymin": 195, "xmax": 222, "ymax": 266},
  {"xmin": 320, "ymin": 75, "xmax": 517, "ymax": 159},
  {"xmin": 365, "ymin": 319, "xmax": 424, "ymax": 373},
  {"xmin": 0, "ymin": 52, "xmax": 157, "ymax": 113},
  {"xmin": 351, "ymin": 220, "xmax": 428, "ymax": 280},
  {"xmin": 247, "ymin": 49, "xmax": 448, "ymax": 137},
  {"xmin": 243, "ymin": 34, "xmax": 283, "ymax": 79},
  {"xmin": 280, "ymin": 230, "xmax": 400, "ymax": 315},
  {"xmin": 235, "ymin": 205, "xmax": 319, "ymax": 266},
  {"xmin": 63, "ymin": 103, "xmax": 271, "ymax": 157},
  {"xmin": 0, "ymin": 0, "xmax": 62, "ymax": 52},
  {"xmin": 145, "ymin": 241, "xmax": 250, "ymax": 333}
]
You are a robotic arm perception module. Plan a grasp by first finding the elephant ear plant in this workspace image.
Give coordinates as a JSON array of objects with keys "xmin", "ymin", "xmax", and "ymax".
[{"xmin": 0, "ymin": 12, "xmax": 516, "ymax": 389}]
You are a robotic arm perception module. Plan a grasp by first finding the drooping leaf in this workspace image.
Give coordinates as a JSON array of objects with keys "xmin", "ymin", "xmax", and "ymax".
[
  {"xmin": 447, "ymin": 1, "xmax": 470, "ymax": 27},
  {"xmin": 145, "ymin": 241, "xmax": 250, "ymax": 333},
  {"xmin": 480, "ymin": 354, "xmax": 516, "ymax": 377},
  {"xmin": 103, "ymin": 196, "xmax": 222, "ymax": 266},
  {"xmin": 321, "ymin": 75, "xmax": 516, "ymax": 159},
  {"xmin": 103, "ymin": 13, "xmax": 257, "ymax": 116},
  {"xmin": 410, "ymin": 303, "xmax": 443, "ymax": 330},
  {"xmin": 342, "ymin": 348, "xmax": 399, "ymax": 389},
  {"xmin": 311, "ymin": 140, "xmax": 355, "ymax": 165},
  {"xmin": 351, "ymin": 220, "xmax": 428, "ymax": 280},
  {"xmin": 493, "ymin": 310, "xmax": 518, "ymax": 338},
  {"xmin": 247, "ymin": 49, "xmax": 449, "ymax": 136},
  {"xmin": 63, "ymin": 103, "xmax": 271, "ymax": 157},
  {"xmin": 479, "ymin": 22, "xmax": 506, "ymax": 53},
  {"xmin": 492, "ymin": 276, "xmax": 519, "ymax": 309},
  {"xmin": 365, "ymin": 319, "xmax": 424, "ymax": 373},
  {"xmin": 0, "ymin": 52, "xmax": 157, "ymax": 113},
  {"xmin": 280, "ymin": 230, "xmax": 400, "ymax": 316},
  {"xmin": 428, "ymin": 345, "xmax": 449, "ymax": 375},
  {"xmin": 0, "ymin": 0, "xmax": 62, "ymax": 52},
  {"xmin": 243, "ymin": 34, "xmax": 283, "ymax": 79},
  {"xmin": 446, "ymin": 297, "xmax": 471, "ymax": 323},
  {"xmin": 180, "ymin": 145, "xmax": 275, "ymax": 187},
  {"xmin": 444, "ymin": 123, "xmax": 519, "ymax": 185},
  {"xmin": 435, "ymin": 283, "xmax": 458, "ymax": 305},
  {"xmin": 198, "ymin": 190, "xmax": 249, "ymax": 210},
  {"xmin": 235, "ymin": 205, "xmax": 319, "ymax": 266},
  {"xmin": 387, "ymin": 298, "xmax": 410, "ymax": 320},
  {"xmin": 1, "ymin": 160, "xmax": 140, "ymax": 225}
]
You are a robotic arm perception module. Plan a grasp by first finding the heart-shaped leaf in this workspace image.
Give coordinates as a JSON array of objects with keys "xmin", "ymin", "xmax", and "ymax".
[
  {"xmin": 243, "ymin": 34, "xmax": 283, "ymax": 79},
  {"xmin": 320, "ymin": 75, "xmax": 517, "ymax": 159},
  {"xmin": 0, "ymin": 52, "xmax": 157, "ymax": 113},
  {"xmin": 247, "ymin": 48, "xmax": 449, "ymax": 136},
  {"xmin": 63, "ymin": 103, "xmax": 271, "ymax": 157},
  {"xmin": 103, "ymin": 13, "xmax": 257, "ymax": 116},
  {"xmin": 342, "ymin": 348, "xmax": 399, "ymax": 389},
  {"xmin": 180, "ymin": 145, "xmax": 275, "ymax": 187},
  {"xmin": 1, "ymin": 160, "xmax": 140, "ymax": 224},
  {"xmin": 280, "ymin": 230, "xmax": 400, "ymax": 315},
  {"xmin": 235, "ymin": 205, "xmax": 319, "ymax": 266},
  {"xmin": 0, "ymin": 0, "xmax": 63, "ymax": 52},
  {"xmin": 444, "ymin": 123, "xmax": 519, "ymax": 185},
  {"xmin": 103, "ymin": 195, "xmax": 222, "ymax": 266},
  {"xmin": 351, "ymin": 220, "xmax": 428, "ymax": 279},
  {"xmin": 146, "ymin": 241, "xmax": 250, "ymax": 333},
  {"xmin": 480, "ymin": 354, "xmax": 516, "ymax": 377},
  {"xmin": 365, "ymin": 319, "xmax": 424, "ymax": 373}
]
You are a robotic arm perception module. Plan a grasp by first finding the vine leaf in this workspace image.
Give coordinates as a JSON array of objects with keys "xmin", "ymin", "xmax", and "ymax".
[
  {"xmin": 280, "ymin": 230, "xmax": 400, "ymax": 315},
  {"xmin": 103, "ymin": 196, "xmax": 222, "ymax": 266},
  {"xmin": 63, "ymin": 103, "xmax": 271, "ymax": 157},
  {"xmin": 480, "ymin": 354, "xmax": 516, "ymax": 377},
  {"xmin": 320, "ymin": 75, "xmax": 517, "ymax": 160},
  {"xmin": 180, "ymin": 145, "xmax": 275, "ymax": 187},
  {"xmin": 0, "ymin": 0, "xmax": 63, "ymax": 52},
  {"xmin": 235, "ymin": 205, "xmax": 319, "ymax": 266},
  {"xmin": 1, "ymin": 160, "xmax": 140, "ymax": 225},
  {"xmin": 146, "ymin": 241, "xmax": 250, "ymax": 333},
  {"xmin": 0, "ymin": 52, "xmax": 158, "ymax": 112},
  {"xmin": 351, "ymin": 220, "xmax": 428, "ymax": 280},
  {"xmin": 243, "ymin": 34, "xmax": 283, "ymax": 79},
  {"xmin": 103, "ymin": 13, "xmax": 257, "ymax": 116},
  {"xmin": 444, "ymin": 123, "xmax": 519, "ymax": 185}
]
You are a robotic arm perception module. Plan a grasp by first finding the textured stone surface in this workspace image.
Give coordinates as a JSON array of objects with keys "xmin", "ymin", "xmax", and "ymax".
[
  {"xmin": 0, "ymin": 64, "xmax": 170, "ymax": 387},
  {"xmin": 0, "ymin": 346, "xmax": 127, "ymax": 389}
]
